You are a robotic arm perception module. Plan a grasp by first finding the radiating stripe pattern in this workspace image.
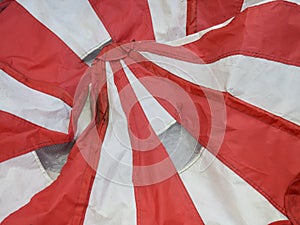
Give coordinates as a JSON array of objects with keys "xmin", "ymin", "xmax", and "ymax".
[
  {"xmin": 81, "ymin": 2, "xmax": 300, "ymax": 223},
  {"xmin": 0, "ymin": 1, "xmax": 300, "ymax": 225}
]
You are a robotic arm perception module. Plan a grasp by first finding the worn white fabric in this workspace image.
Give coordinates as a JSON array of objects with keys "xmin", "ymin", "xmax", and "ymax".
[
  {"xmin": 75, "ymin": 85, "xmax": 92, "ymax": 138},
  {"xmin": 0, "ymin": 69, "xmax": 71, "ymax": 133},
  {"xmin": 147, "ymin": 0, "xmax": 187, "ymax": 42},
  {"xmin": 0, "ymin": 152, "xmax": 52, "ymax": 221}
]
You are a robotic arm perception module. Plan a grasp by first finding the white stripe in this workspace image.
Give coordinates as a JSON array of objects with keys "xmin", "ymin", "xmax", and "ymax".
[
  {"xmin": 121, "ymin": 60, "xmax": 175, "ymax": 135},
  {"xmin": 241, "ymin": 0, "xmax": 300, "ymax": 11},
  {"xmin": 147, "ymin": 0, "xmax": 187, "ymax": 42},
  {"xmin": 180, "ymin": 149, "xmax": 287, "ymax": 225},
  {"xmin": 141, "ymin": 53, "xmax": 300, "ymax": 125},
  {"xmin": 84, "ymin": 63, "xmax": 136, "ymax": 225},
  {"xmin": 0, "ymin": 152, "xmax": 52, "ymax": 222},
  {"xmin": 0, "ymin": 69, "xmax": 71, "ymax": 133},
  {"xmin": 75, "ymin": 85, "xmax": 92, "ymax": 138},
  {"xmin": 141, "ymin": 51, "xmax": 227, "ymax": 91},
  {"xmin": 16, "ymin": 0, "xmax": 111, "ymax": 59},
  {"xmin": 241, "ymin": 0, "xmax": 272, "ymax": 10},
  {"xmin": 226, "ymin": 56, "xmax": 300, "ymax": 125},
  {"xmin": 167, "ymin": 18, "xmax": 233, "ymax": 47}
]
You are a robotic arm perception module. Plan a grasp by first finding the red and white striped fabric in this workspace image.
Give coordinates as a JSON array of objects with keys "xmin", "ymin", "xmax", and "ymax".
[{"xmin": 0, "ymin": 0, "xmax": 300, "ymax": 225}]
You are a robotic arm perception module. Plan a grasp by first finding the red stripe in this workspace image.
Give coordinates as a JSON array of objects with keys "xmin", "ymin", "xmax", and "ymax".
[
  {"xmin": 2, "ymin": 63, "xmax": 109, "ymax": 225},
  {"xmin": 89, "ymin": 0, "xmax": 155, "ymax": 43},
  {"xmin": 111, "ymin": 62, "xmax": 175, "ymax": 167},
  {"xmin": 219, "ymin": 94, "xmax": 300, "ymax": 214},
  {"xmin": 184, "ymin": 1, "xmax": 300, "ymax": 66},
  {"xmin": 186, "ymin": 0, "xmax": 243, "ymax": 35},
  {"xmin": 110, "ymin": 61, "xmax": 204, "ymax": 225},
  {"xmin": 0, "ymin": 110, "xmax": 71, "ymax": 162},
  {"xmin": 186, "ymin": 0, "xmax": 198, "ymax": 35},
  {"xmin": 0, "ymin": 1, "xmax": 88, "ymax": 105}
]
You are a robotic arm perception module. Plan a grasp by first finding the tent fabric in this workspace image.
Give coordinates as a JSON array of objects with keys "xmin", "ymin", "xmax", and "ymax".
[{"xmin": 0, "ymin": 0, "xmax": 300, "ymax": 225}]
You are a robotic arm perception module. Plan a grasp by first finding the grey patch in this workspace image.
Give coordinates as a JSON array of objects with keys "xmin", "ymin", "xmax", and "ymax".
[
  {"xmin": 83, "ymin": 40, "xmax": 112, "ymax": 66},
  {"xmin": 159, "ymin": 123, "xmax": 202, "ymax": 172},
  {"xmin": 36, "ymin": 142, "xmax": 74, "ymax": 179}
]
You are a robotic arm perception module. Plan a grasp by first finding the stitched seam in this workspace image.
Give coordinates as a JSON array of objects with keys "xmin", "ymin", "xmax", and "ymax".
[{"xmin": 217, "ymin": 153, "xmax": 286, "ymax": 214}]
